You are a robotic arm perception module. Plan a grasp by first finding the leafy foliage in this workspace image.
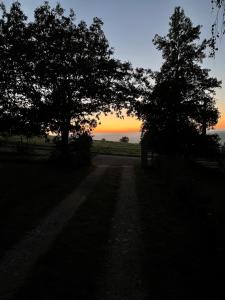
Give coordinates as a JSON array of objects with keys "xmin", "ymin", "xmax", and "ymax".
[
  {"xmin": 0, "ymin": 1, "xmax": 132, "ymax": 152},
  {"xmin": 138, "ymin": 7, "xmax": 221, "ymax": 156},
  {"xmin": 0, "ymin": 1, "xmax": 41, "ymax": 136},
  {"xmin": 211, "ymin": 0, "xmax": 225, "ymax": 54}
]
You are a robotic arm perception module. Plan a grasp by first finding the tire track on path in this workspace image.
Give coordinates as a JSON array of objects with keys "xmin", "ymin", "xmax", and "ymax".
[
  {"xmin": 100, "ymin": 165, "xmax": 148, "ymax": 299},
  {"xmin": 0, "ymin": 165, "xmax": 108, "ymax": 300}
]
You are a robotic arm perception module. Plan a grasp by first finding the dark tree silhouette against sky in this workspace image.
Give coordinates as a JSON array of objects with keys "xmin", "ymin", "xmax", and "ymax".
[{"xmin": 137, "ymin": 7, "xmax": 221, "ymax": 156}]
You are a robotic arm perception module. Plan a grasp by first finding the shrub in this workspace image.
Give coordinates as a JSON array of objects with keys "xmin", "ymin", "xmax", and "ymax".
[
  {"xmin": 120, "ymin": 136, "xmax": 129, "ymax": 143},
  {"xmin": 70, "ymin": 133, "xmax": 93, "ymax": 165}
]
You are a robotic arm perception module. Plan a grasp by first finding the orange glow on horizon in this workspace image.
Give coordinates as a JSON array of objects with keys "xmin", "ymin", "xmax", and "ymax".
[
  {"xmin": 216, "ymin": 118, "xmax": 225, "ymax": 130},
  {"xmin": 94, "ymin": 127, "xmax": 140, "ymax": 133},
  {"xmin": 94, "ymin": 111, "xmax": 225, "ymax": 133},
  {"xmin": 93, "ymin": 112, "xmax": 141, "ymax": 133}
]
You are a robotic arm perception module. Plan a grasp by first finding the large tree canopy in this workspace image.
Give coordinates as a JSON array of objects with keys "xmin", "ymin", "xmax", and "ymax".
[
  {"xmin": 137, "ymin": 7, "xmax": 221, "ymax": 155},
  {"xmin": 0, "ymin": 1, "xmax": 133, "ymax": 149},
  {"xmin": 0, "ymin": 1, "xmax": 38, "ymax": 136},
  {"xmin": 30, "ymin": 2, "xmax": 133, "ymax": 147}
]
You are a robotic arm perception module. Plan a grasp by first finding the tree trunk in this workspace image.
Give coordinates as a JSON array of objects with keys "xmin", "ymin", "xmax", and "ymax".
[
  {"xmin": 202, "ymin": 99, "xmax": 207, "ymax": 136},
  {"xmin": 61, "ymin": 128, "xmax": 69, "ymax": 152},
  {"xmin": 202, "ymin": 120, "xmax": 207, "ymax": 136},
  {"xmin": 61, "ymin": 118, "xmax": 70, "ymax": 155}
]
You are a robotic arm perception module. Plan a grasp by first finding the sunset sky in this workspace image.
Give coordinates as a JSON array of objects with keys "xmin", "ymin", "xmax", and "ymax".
[
  {"xmin": 5, "ymin": 0, "xmax": 225, "ymax": 133},
  {"xmin": 94, "ymin": 112, "xmax": 141, "ymax": 133}
]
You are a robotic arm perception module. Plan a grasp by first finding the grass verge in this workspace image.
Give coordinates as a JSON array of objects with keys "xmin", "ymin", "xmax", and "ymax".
[{"xmin": 135, "ymin": 160, "xmax": 219, "ymax": 299}]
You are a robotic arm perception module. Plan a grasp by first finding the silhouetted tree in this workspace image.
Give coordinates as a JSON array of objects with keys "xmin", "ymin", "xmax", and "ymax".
[
  {"xmin": 211, "ymin": 0, "xmax": 225, "ymax": 54},
  {"xmin": 139, "ymin": 7, "xmax": 221, "ymax": 156},
  {"xmin": 1, "ymin": 1, "xmax": 133, "ymax": 155},
  {"xmin": 30, "ymin": 2, "xmax": 132, "ymax": 153},
  {"xmin": 0, "ymin": 1, "xmax": 44, "ymax": 138},
  {"xmin": 0, "ymin": 1, "xmax": 26, "ymax": 135}
]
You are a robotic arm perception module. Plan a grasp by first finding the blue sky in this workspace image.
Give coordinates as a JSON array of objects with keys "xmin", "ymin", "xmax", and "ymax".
[{"xmin": 4, "ymin": 0, "xmax": 225, "ymax": 128}]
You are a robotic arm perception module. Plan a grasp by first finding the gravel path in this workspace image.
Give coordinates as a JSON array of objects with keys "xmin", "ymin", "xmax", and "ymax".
[
  {"xmin": 99, "ymin": 165, "xmax": 148, "ymax": 299},
  {"xmin": 93, "ymin": 154, "xmax": 139, "ymax": 166},
  {"xmin": 0, "ymin": 165, "xmax": 108, "ymax": 300},
  {"xmin": 0, "ymin": 155, "xmax": 147, "ymax": 299}
]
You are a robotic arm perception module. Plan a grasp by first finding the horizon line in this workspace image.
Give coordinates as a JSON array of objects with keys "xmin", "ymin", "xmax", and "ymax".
[
  {"xmin": 93, "ymin": 128, "xmax": 225, "ymax": 134},
  {"xmin": 93, "ymin": 129, "xmax": 141, "ymax": 134}
]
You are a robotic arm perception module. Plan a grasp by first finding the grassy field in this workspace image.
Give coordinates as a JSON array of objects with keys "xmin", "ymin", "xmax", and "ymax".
[
  {"xmin": 0, "ymin": 135, "xmax": 51, "ymax": 145},
  {"xmin": 0, "ymin": 135, "xmax": 54, "ymax": 162},
  {"xmin": 92, "ymin": 140, "xmax": 140, "ymax": 157},
  {"xmin": 0, "ymin": 136, "xmax": 141, "ymax": 159}
]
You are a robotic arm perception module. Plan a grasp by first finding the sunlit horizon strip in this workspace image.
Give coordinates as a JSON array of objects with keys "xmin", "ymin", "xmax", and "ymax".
[
  {"xmin": 93, "ymin": 118, "xmax": 225, "ymax": 133},
  {"xmin": 94, "ymin": 127, "xmax": 141, "ymax": 133}
]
